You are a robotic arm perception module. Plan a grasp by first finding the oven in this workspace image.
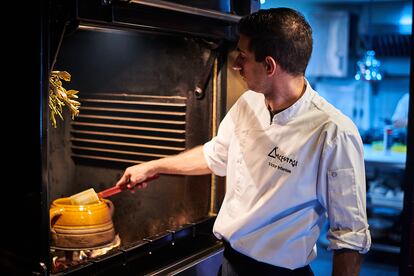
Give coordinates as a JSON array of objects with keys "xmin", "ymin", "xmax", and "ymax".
[{"xmin": 0, "ymin": 0, "xmax": 260, "ymax": 275}]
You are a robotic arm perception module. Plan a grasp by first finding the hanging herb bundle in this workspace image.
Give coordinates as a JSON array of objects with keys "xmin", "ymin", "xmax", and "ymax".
[{"xmin": 49, "ymin": 71, "xmax": 80, "ymax": 128}]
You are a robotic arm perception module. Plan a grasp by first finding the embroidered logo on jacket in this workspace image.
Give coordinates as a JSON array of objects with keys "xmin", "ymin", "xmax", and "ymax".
[{"xmin": 267, "ymin": 146, "xmax": 298, "ymax": 173}]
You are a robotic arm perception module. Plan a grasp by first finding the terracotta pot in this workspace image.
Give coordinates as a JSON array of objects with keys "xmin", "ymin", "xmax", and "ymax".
[{"xmin": 50, "ymin": 197, "xmax": 116, "ymax": 249}]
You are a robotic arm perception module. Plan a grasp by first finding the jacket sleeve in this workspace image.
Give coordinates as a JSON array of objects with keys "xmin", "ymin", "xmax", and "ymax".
[
  {"xmin": 202, "ymin": 98, "xmax": 239, "ymax": 177},
  {"xmin": 318, "ymin": 130, "xmax": 371, "ymax": 253}
]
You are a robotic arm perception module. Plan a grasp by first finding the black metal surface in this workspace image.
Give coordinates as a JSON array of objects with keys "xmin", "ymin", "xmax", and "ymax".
[
  {"xmin": 141, "ymin": 0, "xmax": 231, "ymax": 13},
  {"xmin": 51, "ymin": 216, "xmax": 221, "ymax": 275},
  {"xmin": 143, "ymin": 231, "xmax": 174, "ymax": 253},
  {"xmin": 127, "ymin": 0, "xmax": 236, "ymax": 21},
  {"xmin": 92, "ymin": 250, "xmax": 128, "ymax": 275},
  {"xmin": 361, "ymin": 33, "xmax": 412, "ymax": 57},
  {"xmin": 72, "ymin": 0, "xmax": 240, "ymax": 41},
  {"xmin": 1, "ymin": 0, "xmax": 234, "ymax": 274},
  {"xmin": 46, "ymin": 3, "xmax": 229, "ymax": 274},
  {"xmin": 1, "ymin": 0, "xmax": 50, "ymax": 275},
  {"xmin": 399, "ymin": 15, "xmax": 414, "ymax": 276},
  {"xmin": 70, "ymin": 94, "xmax": 188, "ymax": 165},
  {"xmin": 150, "ymin": 240, "xmax": 223, "ymax": 275},
  {"xmin": 168, "ymin": 224, "xmax": 196, "ymax": 241},
  {"xmin": 195, "ymin": 44, "xmax": 221, "ymax": 100},
  {"xmin": 232, "ymin": 0, "xmax": 260, "ymax": 16},
  {"xmin": 52, "ymin": 28, "xmax": 220, "ymax": 97},
  {"xmin": 49, "ymin": 26, "xmax": 216, "ymax": 247}
]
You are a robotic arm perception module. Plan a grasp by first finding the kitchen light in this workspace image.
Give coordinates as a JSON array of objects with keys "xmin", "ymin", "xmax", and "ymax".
[
  {"xmin": 399, "ymin": 15, "xmax": 412, "ymax": 26},
  {"xmin": 355, "ymin": 0, "xmax": 383, "ymax": 82},
  {"xmin": 355, "ymin": 50, "xmax": 382, "ymax": 81}
]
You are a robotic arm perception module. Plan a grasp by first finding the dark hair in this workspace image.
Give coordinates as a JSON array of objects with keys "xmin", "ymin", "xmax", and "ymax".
[{"xmin": 238, "ymin": 8, "xmax": 313, "ymax": 76}]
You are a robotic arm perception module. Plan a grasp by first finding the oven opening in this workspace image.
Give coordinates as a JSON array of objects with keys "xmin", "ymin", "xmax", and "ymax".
[{"xmin": 48, "ymin": 21, "xmax": 227, "ymax": 274}]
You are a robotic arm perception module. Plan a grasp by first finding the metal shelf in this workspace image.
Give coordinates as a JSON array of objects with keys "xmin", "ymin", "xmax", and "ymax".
[
  {"xmin": 364, "ymin": 144, "xmax": 406, "ymax": 169},
  {"xmin": 128, "ymin": 0, "xmax": 241, "ymax": 23},
  {"xmin": 367, "ymin": 195, "xmax": 404, "ymax": 211},
  {"xmin": 370, "ymin": 243, "xmax": 400, "ymax": 254}
]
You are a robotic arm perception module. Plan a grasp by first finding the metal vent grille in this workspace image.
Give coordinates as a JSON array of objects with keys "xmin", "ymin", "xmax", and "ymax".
[
  {"xmin": 372, "ymin": 34, "xmax": 411, "ymax": 57},
  {"xmin": 362, "ymin": 33, "xmax": 412, "ymax": 57},
  {"xmin": 71, "ymin": 93, "xmax": 187, "ymax": 164}
]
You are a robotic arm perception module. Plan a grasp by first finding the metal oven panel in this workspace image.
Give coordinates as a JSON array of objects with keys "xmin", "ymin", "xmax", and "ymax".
[{"xmin": 49, "ymin": 28, "xmax": 215, "ymax": 250}]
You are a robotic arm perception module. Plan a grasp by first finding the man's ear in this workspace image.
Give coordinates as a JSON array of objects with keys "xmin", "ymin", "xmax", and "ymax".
[{"xmin": 264, "ymin": 56, "xmax": 277, "ymax": 76}]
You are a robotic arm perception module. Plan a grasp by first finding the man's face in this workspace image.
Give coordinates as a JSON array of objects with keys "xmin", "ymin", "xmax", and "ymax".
[{"xmin": 233, "ymin": 34, "xmax": 268, "ymax": 93}]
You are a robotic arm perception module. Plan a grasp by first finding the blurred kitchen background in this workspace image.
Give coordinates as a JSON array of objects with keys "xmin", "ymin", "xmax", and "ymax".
[
  {"xmin": 228, "ymin": 0, "xmax": 412, "ymax": 275},
  {"xmin": 0, "ymin": 0, "xmax": 411, "ymax": 275}
]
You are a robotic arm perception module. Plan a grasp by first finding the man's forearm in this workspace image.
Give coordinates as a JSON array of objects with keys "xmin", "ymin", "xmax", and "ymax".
[
  {"xmin": 150, "ymin": 145, "xmax": 212, "ymax": 175},
  {"xmin": 332, "ymin": 249, "xmax": 364, "ymax": 276},
  {"xmin": 116, "ymin": 145, "xmax": 212, "ymax": 187}
]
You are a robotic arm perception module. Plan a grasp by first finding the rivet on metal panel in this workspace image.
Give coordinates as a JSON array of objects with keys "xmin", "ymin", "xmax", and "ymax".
[
  {"xmin": 101, "ymin": 0, "xmax": 112, "ymax": 5},
  {"xmin": 191, "ymin": 223, "xmax": 197, "ymax": 238},
  {"xmin": 194, "ymin": 86, "xmax": 205, "ymax": 99},
  {"xmin": 37, "ymin": 262, "xmax": 47, "ymax": 276},
  {"xmin": 166, "ymin": 229, "xmax": 176, "ymax": 245}
]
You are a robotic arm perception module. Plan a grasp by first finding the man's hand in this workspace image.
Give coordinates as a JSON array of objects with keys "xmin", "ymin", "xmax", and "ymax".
[
  {"xmin": 116, "ymin": 162, "xmax": 157, "ymax": 190},
  {"xmin": 115, "ymin": 145, "xmax": 212, "ymax": 191},
  {"xmin": 332, "ymin": 249, "xmax": 364, "ymax": 276}
]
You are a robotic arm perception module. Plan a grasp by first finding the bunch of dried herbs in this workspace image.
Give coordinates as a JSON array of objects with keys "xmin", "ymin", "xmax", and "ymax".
[{"xmin": 49, "ymin": 71, "xmax": 80, "ymax": 128}]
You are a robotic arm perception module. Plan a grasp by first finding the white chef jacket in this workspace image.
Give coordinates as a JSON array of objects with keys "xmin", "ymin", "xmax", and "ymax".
[
  {"xmin": 392, "ymin": 93, "xmax": 409, "ymax": 124},
  {"xmin": 203, "ymin": 81, "xmax": 371, "ymax": 269}
]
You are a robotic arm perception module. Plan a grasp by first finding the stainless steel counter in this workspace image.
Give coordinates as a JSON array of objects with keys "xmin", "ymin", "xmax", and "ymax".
[{"xmin": 364, "ymin": 144, "xmax": 406, "ymax": 169}]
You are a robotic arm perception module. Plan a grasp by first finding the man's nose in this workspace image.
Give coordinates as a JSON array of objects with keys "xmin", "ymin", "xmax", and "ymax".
[{"xmin": 232, "ymin": 55, "xmax": 242, "ymax": 71}]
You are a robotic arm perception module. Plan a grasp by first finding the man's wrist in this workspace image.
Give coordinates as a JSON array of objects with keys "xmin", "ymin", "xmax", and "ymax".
[
  {"xmin": 333, "ymin": 248, "xmax": 359, "ymax": 254},
  {"xmin": 332, "ymin": 249, "xmax": 364, "ymax": 276}
]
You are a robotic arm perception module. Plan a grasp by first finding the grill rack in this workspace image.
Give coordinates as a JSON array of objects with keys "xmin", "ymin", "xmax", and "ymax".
[{"xmin": 71, "ymin": 93, "xmax": 187, "ymax": 165}]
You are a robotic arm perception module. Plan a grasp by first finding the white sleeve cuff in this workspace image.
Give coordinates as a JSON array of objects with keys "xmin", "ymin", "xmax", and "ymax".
[
  {"xmin": 327, "ymin": 228, "xmax": 371, "ymax": 254},
  {"xmin": 203, "ymin": 140, "xmax": 227, "ymax": 176}
]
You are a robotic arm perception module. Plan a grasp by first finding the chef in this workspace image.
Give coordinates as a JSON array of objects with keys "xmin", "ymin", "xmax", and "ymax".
[
  {"xmin": 116, "ymin": 8, "xmax": 371, "ymax": 276},
  {"xmin": 392, "ymin": 92, "xmax": 409, "ymax": 129}
]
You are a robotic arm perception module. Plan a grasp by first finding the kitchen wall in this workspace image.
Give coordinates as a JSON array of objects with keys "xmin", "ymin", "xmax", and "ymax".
[
  {"xmin": 228, "ymin": 0, "xmax": 412, "ymax": 144},
  {"xmin": 225, "ymin": 1, "xmax": 412, "ymax": 271}
]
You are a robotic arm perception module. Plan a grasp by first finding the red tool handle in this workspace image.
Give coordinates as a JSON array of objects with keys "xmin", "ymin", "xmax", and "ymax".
[{"xmin": 98, "ymin": 175, "xmax": 159, "ymax": 198}]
